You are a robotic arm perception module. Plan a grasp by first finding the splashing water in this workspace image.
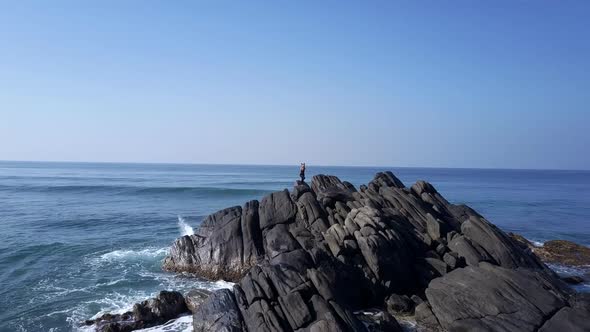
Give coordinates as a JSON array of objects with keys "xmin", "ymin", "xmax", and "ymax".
[{"xmin": 177, "ymin": 216, "xmax": 194, "ymax": 236}]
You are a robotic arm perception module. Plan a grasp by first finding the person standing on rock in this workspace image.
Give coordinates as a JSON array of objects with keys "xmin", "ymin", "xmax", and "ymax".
[{"xmin": 300, "ymin": 163, "xmax": 306, "ymax": 182}]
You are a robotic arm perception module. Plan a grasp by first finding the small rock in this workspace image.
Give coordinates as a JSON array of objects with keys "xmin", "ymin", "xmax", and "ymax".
[
  {"xmin": 386, "ymin": 294, "xmax": 415, "ymax": 315},
  {"xmin": 561, "ymin": 275, "xmax": 585, "ymax": 285},
  {"xmin": 410, "ymin": 295, "xmax": 424, "ymax": 306},
  {"xmin": 185, "ymin": 289, "xmax": 211, "ymax": 313},
  {"xmin": 443, "ymin": 252, "xmax": 458, "ymax": 270}
]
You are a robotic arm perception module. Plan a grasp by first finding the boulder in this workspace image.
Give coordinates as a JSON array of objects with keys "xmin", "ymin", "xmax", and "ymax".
[
  {"xmin": 192, "ymin": 289, "xmax": 244, "ymax": 332},
  {"xmin": 259, "ymin": 190, "xmax": 296, "ymax": 230},
  {"xmin": 385, "ymin": 294, "xmax": 414, "ymax": 315},
  {"xmin": 185, "ymin": 289, "xmax": 211, "ymax": 313},
  {"xmin": 163, "ymin": 206, "xmax": 249, "ymax": 281},
  {"xmin": 84, "ymin": 291, "xmax": 188, "ymax": 332},
  {"xmin": 538, "ymin": 306, "xmax": 590, "ymax": 332},
  {"xmin": 423, "ymin": 263, "xmax": 568, "ymax": 331}
]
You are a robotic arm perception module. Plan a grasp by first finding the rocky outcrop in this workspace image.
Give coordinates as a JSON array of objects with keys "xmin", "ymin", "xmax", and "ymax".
[
  {"xmin": 193, "ymin": 289, "xmax": 244, "ymax": 332},
  {"xmin": 83, "ymin": 291, "xmax": 188, "ymax": 332},
  {"xmin": 423, "ymin": 262, "xmax": 567, "ymax": 331},
  {"xmin": 163, "ymin": 171, "xmax": 589, "ymax": 331},
  {"xmin": 510, "ymin": 234, "xmax": 590, "ymax": 266}
]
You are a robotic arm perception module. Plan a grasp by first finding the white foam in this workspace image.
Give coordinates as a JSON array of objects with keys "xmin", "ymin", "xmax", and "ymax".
[
  {"xmin": 211, "ymin": 279, "xmax": 235, "ymax": 289},
  {"xmin": 97, "ymin": 247, "xmax": 169, "ymax": 262},
  {"xmin": 71, "ymin": 278, "xmax": 234, "ymax": 332},
  {"xmin": 396, "ymin": 316, "xmax": 418, "ymax": 332},
  {"xmin": 178, "ymin": 216, "xmax": 194, "ymax": 236},
  {"xmin": 531, "ymin": 240, "xmax": 544, "ymax": 247},
  {"xmin": 136, "ymin": 314, "xmax": 193, "ymax": 332},
  {"xmin": 547, "ymin": 263, "xmax": 590, "ymax": 276}
]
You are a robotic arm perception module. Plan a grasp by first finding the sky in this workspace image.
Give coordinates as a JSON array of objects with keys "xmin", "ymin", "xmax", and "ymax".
[{"xmin": 0, "ymin": 1, "xmax": 589, "ymax": 170}]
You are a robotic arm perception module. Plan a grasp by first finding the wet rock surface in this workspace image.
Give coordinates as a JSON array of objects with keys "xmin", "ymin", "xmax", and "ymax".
[
  {"xmin": 83, "ymin": 291, "xmax": 188, "ymax": 332},
  {"xmin": 162, "ymin": 171, "xmax": 590, "ymax": 331}
]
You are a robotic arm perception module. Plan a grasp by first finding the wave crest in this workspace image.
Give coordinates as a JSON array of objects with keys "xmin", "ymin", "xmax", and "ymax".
[
  {"xmin": 97, "ymin": 247, "xmax": 168, "ymax": 262},
  {"xmin": 177, "ymin": 216, "xmax": 194, "ymax": 236}
]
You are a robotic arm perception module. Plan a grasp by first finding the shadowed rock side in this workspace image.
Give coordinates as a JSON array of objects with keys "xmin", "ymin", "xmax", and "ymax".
[{"xmin": 163, "ymin": 171, "xmax": 589, "ymax": 331}]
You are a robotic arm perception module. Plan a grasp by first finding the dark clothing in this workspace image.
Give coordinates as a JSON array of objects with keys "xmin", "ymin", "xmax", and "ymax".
[{"xmin": 300, "ymin": 171, "xmax": 305, "ymax": 182}]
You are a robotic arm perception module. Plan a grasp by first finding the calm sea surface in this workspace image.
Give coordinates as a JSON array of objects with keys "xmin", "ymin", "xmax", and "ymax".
[{"xmin": 1, "ymin": 161, "xmax": 589, "ymax": 331}]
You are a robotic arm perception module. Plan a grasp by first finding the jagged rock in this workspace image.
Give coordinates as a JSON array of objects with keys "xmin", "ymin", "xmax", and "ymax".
[
  {"xmin": 460, "ymin": 216, "xmax": 544, "ymax": 269},
  {"xmin": 442, "ymin": 252, "xmax": 458, "ymax": 269},
  {"xmin": 414, "ymin": 302, "xmax": 442, "ymax": 332},
  {"xmin": 85, "ymin": 291, "xmax": 188, "ymax": 332},
  {"xmin": 160, "ymin": 171, "xmax": 585, "ymax": 332},
  {"xmin": 562, "ymin": 275, "xmax": 585, "ymax": 284},
  {"xmin": 193, "ymin": 289, "xmax": 244, "ymax": 332},
  {"xmin": 448, "ymin": 234, "xmax": 493, "ymax": 266},
  {"xmin": 385, "ymin": 294, "xmax": 414, "ymax": 315},
  {"xmin": 133, "ymin": 291, "xmax": 187, "ymax": 323},
  {"xmin": 423, "ymin": 262, "xmax": 568, "ymax": 331},
  {"xmin": 571, "ymin": 292, "xmax": 590, "ymax": 312},
  {"xmin": 538, "ymin": 306, "xmax": 590, "ymax": 332},
  {"xmin": 163, "ymin": 206, "xmax": 250, "ymax": 281},
  {"xmin": 410, "ymin": 295, "xmax": 424, "ymax": 306},
  {"xmin": 185, "ymin": 289, "xmax": 211, "ymax": 313},
  {"xmin": 260, "ymin": 189, "xmax": 296, "ymax": 230}
]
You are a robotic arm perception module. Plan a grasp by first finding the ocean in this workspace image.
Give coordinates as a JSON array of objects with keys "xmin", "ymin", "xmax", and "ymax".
[{"xmin": 0, "ymin": 161, "xmax": 589, "ymax": 331}]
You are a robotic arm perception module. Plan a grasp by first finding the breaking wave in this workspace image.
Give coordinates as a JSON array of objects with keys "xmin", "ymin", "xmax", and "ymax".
[{"xmin": 177, "ymin": 216, "xmax": 194, "ymax": 236}]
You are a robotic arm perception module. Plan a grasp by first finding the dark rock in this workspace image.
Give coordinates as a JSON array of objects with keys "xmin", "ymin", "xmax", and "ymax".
[
  {"xmin": 562, "ymin": 275, "xmax": 585, "ymax": 284},
  {"xmin": 292, "ymin": 180, "xmax": 312, "ymax": 200},
  {"xmin": 570, "ymin": 292, "xmax": 590, "ymax": 312},
  {"xmin": 259, "ymin": 189, "xmax": 296, "ymax": 230},
  {"xmin": 448, "ymin": 235, "xmax": 493, "ymax": 266},
  {"xmin": 424, "ymin": 262, "xmax": 568, "ymax": 331},
  {"xmin": 133, "ymin": 291, "xmax": 187, "ymax": 323},
  {"xmin": 278, "ymin": 291, "xmax": 312, "ymax": 329},
  {"xmin": 160, "ymin": 171, "xmax": 583, "ymax": 332},
  {"xmin": 414, "ymin": 302, "xmax": 442, "ymax": 332},
  {"xmin": 538, "ymin": 306, "xmax": 590, "ymax": 332},
  {"xmin": 385, "ymin": 294, "xmax": 414, "ymax": 315},
  {"xmin": 425, "ymin": 215, "xmax": 441, "ymax": 241},
  {"xmin": 311, "ymin": 174, "xmax": 355, "ymax": 208},
  {"xmin": 442, "ymin": 252, "xmax": 458, "ymax": 269},
  {"xmin": 241, "ymin": 200, "xmax": 264, "ymax": 267},
  {"xmin": 461, "ymin": 216, "xmax": 544, "ymax": 269},
  {"xmin": 193, "ymin": 289, "xmax": 243, "ymax": 332},
  {"xmin": 410, "ymin": 295, "xmax": 424, "ymax": 306},
  {"xmin": 85, "ymin": 291, "xmax": 188, "ymax": 332},
  {"xmin": 163, "ymin": 206, "xmax": 249, "ymax": 281},
  {"xmin": 185, "ymin": 289, "xmax": 211, "ymax": 313}
]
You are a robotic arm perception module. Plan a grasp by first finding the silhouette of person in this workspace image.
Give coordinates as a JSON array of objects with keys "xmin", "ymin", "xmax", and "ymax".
[{"xmin": 299, "ymin": 163, "xmax": 306, "ymax": 182}]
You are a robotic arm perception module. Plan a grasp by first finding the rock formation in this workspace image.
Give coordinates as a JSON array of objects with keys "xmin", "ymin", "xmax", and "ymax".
[
  {"xmin": 83, "ymin": 291, "xmax": 188, "ymax": 332},
  {"xmin": 162, "ymin": 171, "xmax": 589, "ymax": 331},
  {"xmin": 510, "ymin": 234, "xmax": 590, "ymax": 266}
]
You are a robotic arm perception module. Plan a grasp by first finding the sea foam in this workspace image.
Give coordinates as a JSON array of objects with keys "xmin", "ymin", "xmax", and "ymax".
[
  {"xmin": 98, "ymin": 247, "xmax": 169, "ymax": 262},
  {"xmin": 178, "ymin": 216, "xmax": 194, "ymax": 236}
]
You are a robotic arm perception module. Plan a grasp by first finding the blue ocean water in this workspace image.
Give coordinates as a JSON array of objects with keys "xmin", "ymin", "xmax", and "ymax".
[{"xmin": 0, "ymin": 161, "xmax": 589, "ymax": 331}]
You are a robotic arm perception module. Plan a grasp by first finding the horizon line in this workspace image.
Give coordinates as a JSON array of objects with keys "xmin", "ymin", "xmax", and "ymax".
[{"xmin": 0, "ymin": 159, "xmax": 588, "ymax": 172}]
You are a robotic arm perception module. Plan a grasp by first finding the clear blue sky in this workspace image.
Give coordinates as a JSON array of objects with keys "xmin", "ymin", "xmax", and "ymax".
[{"xmin": 1, "ymin": 1, "xmax": 588, "ymax": 169}]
